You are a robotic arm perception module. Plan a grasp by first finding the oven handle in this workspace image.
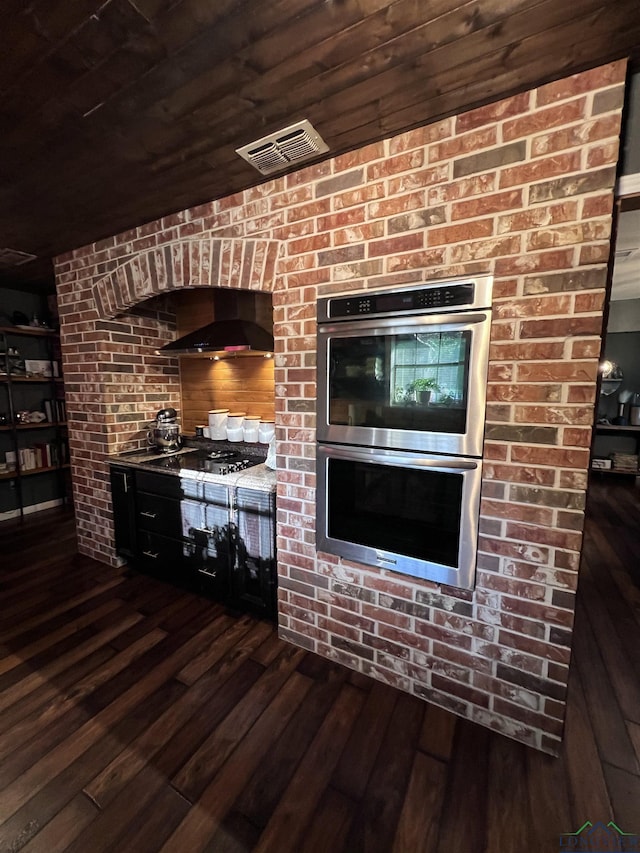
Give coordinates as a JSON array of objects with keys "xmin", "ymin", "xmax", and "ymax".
[
  {"xmin": 318, "ymin": 310, "xmax": 490, "ymax": 336},
  {"xmin": 318, "ymin": 444, "xmax": 480, "ymax": 474}
]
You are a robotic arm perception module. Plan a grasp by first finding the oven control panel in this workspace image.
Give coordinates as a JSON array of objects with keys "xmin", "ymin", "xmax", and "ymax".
[{"xmin": 318, "ymin": 278, "xmax": 487, "ymax": 322}]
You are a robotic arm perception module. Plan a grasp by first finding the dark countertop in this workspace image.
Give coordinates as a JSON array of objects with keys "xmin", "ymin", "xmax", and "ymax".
[{"xmin": 108, "ymin": 440, "xmax": 276, "ymax": 493}]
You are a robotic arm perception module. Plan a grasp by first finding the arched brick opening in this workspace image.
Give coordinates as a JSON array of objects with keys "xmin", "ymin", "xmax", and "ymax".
[{"xmin": 93, "ymin": 237, "xmax": 281, "ymax": 318}]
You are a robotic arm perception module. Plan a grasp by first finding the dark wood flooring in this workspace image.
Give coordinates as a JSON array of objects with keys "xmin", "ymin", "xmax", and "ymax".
[{"xmin": 1, "ymin": 476, "xmax": 639, "ymax": 852}]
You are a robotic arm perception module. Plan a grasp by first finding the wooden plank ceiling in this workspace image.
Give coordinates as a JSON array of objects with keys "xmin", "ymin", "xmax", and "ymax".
[{"xmin": 1, "ymin": 0, "xmax": 639, "ymax": 289}]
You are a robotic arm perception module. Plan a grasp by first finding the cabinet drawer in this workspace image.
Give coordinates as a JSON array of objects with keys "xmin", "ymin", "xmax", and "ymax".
[
  {"xmin": 136, "ymin": 491, "xmax": 183, "ymax": 537},
  {"xmin": 136, "ymin": 469, "xmax": 201, "ymax": 499},
  {"xmin": 137, "ymin": 529, "xmax": 186, "ymax": 566}
]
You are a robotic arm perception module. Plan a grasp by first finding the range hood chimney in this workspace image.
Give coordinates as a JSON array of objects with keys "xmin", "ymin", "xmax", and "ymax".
[{"xmin": 159, "ymin": 289, "xmax": 274, "ymax": 357}]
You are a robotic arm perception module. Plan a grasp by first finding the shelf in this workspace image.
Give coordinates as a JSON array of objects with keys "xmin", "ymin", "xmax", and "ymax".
[
  {"xmin": 0, "ymin": 325, "xmax": 56, "ymax": 337},
  {"xmin": 0, "ymin": 422, "xmax": 67, "ymax": 431},
  {"xmin": 590, "ymin": 467, "xmax": 639, "ymax": 477},
  {"xmin": 595, "ymin": 424, "xmax": 640, "ymax": 433},
  {"xmin": 0, "ymin": 375, "xmax": 58, "ymax": 384},
  {"xmin": 0, "ymin": 463, "xmax": 70, "ymax": 480}
]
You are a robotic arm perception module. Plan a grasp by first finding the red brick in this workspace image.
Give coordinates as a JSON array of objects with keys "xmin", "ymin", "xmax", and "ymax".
[
  {"xmin": 503, "ymin": 99, "xmax": 588, "ymax": 141},
  {"xmin": 427, "ymin": 218, "xmax": 494, "ymax": 246},
  {"xmin": 499, "ymin": 152, "xmax": 582, "ymax": 189},
  {"xmin": 367, "ymin": 150, "xmax": 425, "ymax": 180},
  {"xmin": 369, "ymin": 233, "xmax": 424, "ymax": 257},
  {"xmin": 535, "ymin": 60, "xmax": 626, "ymax": 106},
  {"xmin": 429, "ymin": 127, "xmax": 498, "ymax": 162},
  {"xmin": 497, "ymin": 201, "xmax": 579, "ymax": 234},
  {"xmin": 456, "ymin": 91, "xmax": 532, "ymax": 132}
]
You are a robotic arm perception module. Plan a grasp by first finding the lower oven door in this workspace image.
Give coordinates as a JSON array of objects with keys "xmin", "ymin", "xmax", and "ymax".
[{"xmin": 316, "ymin": 443, "xmax": 483, "ymax": 590}]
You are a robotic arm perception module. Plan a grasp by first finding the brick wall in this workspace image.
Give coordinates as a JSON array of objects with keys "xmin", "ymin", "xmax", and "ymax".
[{"xmin": 54, "ymin": 60, "xmax": 627, "ymax": 751}]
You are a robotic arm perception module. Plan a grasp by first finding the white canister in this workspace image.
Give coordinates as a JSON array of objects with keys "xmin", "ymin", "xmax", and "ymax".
[
  {"xmin": 226, "ymin": 412, "xmax": 245, "ymax": 442},
  {"xmin": 208, "ymin": 409, "xmax": 229, "ymax": 440},
  {"xmin": 243, "ymin": 415, "xmax": 261, "ymax": 443},
  {"xmin": 258, "ymin": 418, "xmax": 275, "ymax": 444}
]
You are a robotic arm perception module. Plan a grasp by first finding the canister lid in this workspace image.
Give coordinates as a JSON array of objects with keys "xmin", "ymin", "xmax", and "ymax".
[
  {"xmin": 208, "ymin": 409, "xmax": 229, "ymax": 414},
  {"xmin": 244, "ymin": 415, "xmax": 261, "ymax": 420}
]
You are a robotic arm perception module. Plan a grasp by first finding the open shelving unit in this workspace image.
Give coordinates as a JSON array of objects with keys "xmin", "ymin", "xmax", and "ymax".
[
  {"xmin": 591, "ymin": 423, "xmax": 640, "ymax": 477},
  {"xmin": 0, "ymin": 325, "xmax": 69, "ymax": 520}
]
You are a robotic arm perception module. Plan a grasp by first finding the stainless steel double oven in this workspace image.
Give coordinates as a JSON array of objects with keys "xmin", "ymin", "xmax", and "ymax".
[{"xmin": 316, "ymin": 275, "xmax": 493, "ymax": 589}]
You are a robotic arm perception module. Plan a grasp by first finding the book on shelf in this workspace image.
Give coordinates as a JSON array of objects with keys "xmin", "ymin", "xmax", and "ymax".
[
  {"xmin": 13, "ymin": 439, "xmax": 67, "ymax": 471},
  {"xmin": 42, "ymin": 397, "xmax": 66, "ymax": 423}
]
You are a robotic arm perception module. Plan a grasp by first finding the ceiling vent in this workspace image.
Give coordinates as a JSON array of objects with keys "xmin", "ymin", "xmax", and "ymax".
[
  {"xmin": 0, "ymin": 247, "xmax": 38, "ymax": 269},
  {"xmin": 236, "ymin": 119, "xmax": 329, "ymax": 175}
]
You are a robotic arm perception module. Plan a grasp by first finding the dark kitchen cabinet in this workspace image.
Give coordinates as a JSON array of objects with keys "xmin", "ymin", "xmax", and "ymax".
[
  {"xmin": 134, "ymin": 469, "xmax": 201, "ymax": 592},
  {"xmin": 228, "ymin": 487, "xmax": 277, "ymax": 619},
  {"xmin": 108, "ymin": 463, "xmax": 277, "ymax": 619},
  {"xmin": 110, "ymin": 466, "xmax": 137, "ymax": 557}
]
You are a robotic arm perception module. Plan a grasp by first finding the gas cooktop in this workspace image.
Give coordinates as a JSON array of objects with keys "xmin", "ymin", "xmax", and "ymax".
[{"xmin": 142, "ymin": 447, "xmax": 262, "ymax": 476}]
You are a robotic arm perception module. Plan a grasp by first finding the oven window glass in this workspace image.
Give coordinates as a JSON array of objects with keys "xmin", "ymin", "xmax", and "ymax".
[
  {"xmin": 327, "ymin": 458, "xmax": 463, "ymax": 568},
  {"xmin": 328, "ymin": 331, "xmax": 470, "ymax": 434}
]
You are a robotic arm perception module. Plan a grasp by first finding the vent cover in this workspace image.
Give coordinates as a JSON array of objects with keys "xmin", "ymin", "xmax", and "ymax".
[
  {"xmin": 236, "ymin": 119, "xmax": 329, "ymax": 175},
  {"xmin": 0, "ymin": 247, "xmax": 37, "ymax": 269}
]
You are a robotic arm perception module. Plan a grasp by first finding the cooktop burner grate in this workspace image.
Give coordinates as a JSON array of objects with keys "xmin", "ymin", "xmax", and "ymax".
[{"xmin": 142, "ymin": 447, "xmax": 263, "ymax": 476}]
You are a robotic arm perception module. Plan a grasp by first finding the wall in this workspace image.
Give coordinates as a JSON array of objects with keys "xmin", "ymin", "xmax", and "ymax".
[{"xmin": 54, "ymin": 61, "xmax": 627, "ymax": 752}]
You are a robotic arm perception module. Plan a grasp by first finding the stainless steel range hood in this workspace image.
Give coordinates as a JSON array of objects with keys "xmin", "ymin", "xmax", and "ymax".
[{"xmin": 159, "ymin": 290, "xmax": 274, "ymax": 357}]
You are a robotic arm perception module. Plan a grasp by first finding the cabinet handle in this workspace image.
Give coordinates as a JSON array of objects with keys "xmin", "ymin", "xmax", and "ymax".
[
  {"xmin": 119, "ymin": 471, "xmax": 129, "ymax": 494},
  {"xmin": 142, "ymin": 550, "xmax": 159, "ymax": 559},
  {"xmin": 140, "ymin": 511, "xmax": 157, "ymax": 519}
]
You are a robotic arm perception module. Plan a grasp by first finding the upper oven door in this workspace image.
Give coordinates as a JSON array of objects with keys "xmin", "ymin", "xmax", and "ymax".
[{"xmin": 317, "ymin": 309, "xmax": 491, "ymax": 457}]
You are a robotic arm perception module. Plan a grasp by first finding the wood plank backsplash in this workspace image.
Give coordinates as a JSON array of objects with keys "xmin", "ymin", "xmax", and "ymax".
[
  {"xmin": 179, "ymin": 357, "xmax": 275, "ymax": 435},
  {"xmin": 175, "ymin": 289, "xmax": 275, "ymax": 435}
]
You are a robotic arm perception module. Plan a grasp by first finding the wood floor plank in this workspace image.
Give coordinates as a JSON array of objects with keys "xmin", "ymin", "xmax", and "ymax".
[
  {"xmin": 0, "ymin": 609, "xmax": 238, "ymax": 821},
  {"xmin": 0, "ymin": 627, "xmax": 167, "ymax": 763},
  {"xmin": 524, "ymin": 746, "xmax": 573, "ymax": 847},
  {"xmin": 573, "ymin": 600, "xmax": 640, "ymax": 774},
  {"xmin": 0, "ymin": 678, "xmax": 186, "ymax": 851},
  {"xmin": 392, "ymin": 751, "xmax": 447, "ymax": 853},
  {"xmin": 0, "ymin": 645, "xmax": 115, "ymax": 735},
  {"xmin": 171, "ymin": 642, "xmax": 306, "ymax": 802},
  {"xmin": 66, "ymin": 765, "xmax": 181, "ymax": 853},
  {"xmin": 0, "ymin": 599, "xmax": 124, "ymax": 676},
  {"xmin": 296, "ymin": 786, "xmax": 356, "ymax": 853},
  {"xmin": 629, "ymin": 721, "xmax": 640, "ymax": 768},
  {"xmin": 18, "ymin": 794, "xmax": 99, "ymax": 853},
  {"xmin": 231, "ymin": 665, "xmax": 348, "ymax": 831},
  {"xmin": 435, "ymin": 720, "xmax": 490, "ymax": 852},
  {"xmin": 485, "ymin": 733, "xmax": 533, "ymax": 851},
  {"xmin": 419, "ymin": 701, "xmax": 458, "ymax": 760},
  {"xmin": 602, "ymin": 761, "xmax": 640, "ymax": 829},
  {"xmin": 175, "ymin": 612, "xmax": 263, "ymax": 685},
  {"xmin": 0, "ymin": 577, "xmax": 126, "ymax": 643},
  {"xmin": 563, "ymin": 663, "xmax": 614, "ymax": 824},
  {"xmin": 331, "ymin": 679, "xmax": 399, "ymax": 801},
  {"xmin": 0, "ymin": 610, "xmax": 144, "ymax": 715},
  {"xmin": 340, "ymin": 692, "xmax": 426, "ymax": 853},
  {"xmin": 576, "ymin": 561, "xmax": 640, "ymax": 726},
  {"xmin": 158, "ymin": 671, "xmax": 314, "ymax": 851},
  {"xmin": 83, "ymin": 620, "xmax": 276, "ymax": 808},
  {"xmin": 251, "ymin": 682, "xmax": 366, "ymax": 853},
  {"xmin": 117, "ymin": 781, "xmax": 192, "ymax": 853}
]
